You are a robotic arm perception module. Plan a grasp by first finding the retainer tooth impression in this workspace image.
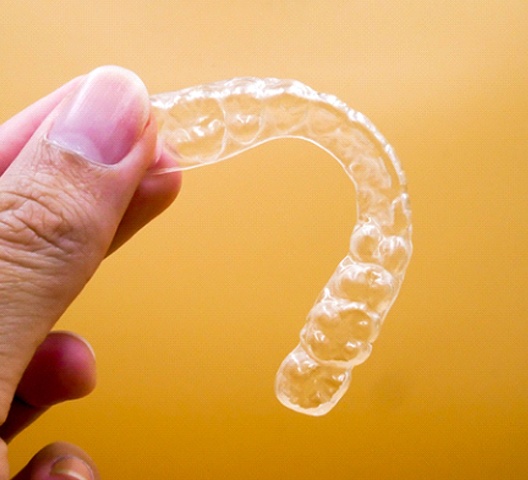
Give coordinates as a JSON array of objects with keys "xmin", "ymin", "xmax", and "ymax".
[{"xmin": 150, "ymin": 77, "xmax": 412, "ymax": 416}]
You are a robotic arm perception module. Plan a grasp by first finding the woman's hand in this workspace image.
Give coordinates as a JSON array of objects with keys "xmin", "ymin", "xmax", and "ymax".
[{"xmin": 0, "ymin": 66, "xmax": 181, "ymax": 479}]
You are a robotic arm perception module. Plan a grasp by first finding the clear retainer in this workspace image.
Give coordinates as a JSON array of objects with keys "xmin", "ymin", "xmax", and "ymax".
[{"xmin": 150, "ymin": 78, "xmax": 412, "ymax": 416}]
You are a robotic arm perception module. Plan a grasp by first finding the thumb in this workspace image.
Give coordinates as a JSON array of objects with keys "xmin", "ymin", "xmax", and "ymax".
[{"xmin": 0, "ymin": 66, "xmax": 157, "ymax": 419}]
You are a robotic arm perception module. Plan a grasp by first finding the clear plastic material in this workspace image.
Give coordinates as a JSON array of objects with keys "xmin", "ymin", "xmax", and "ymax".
[{"xmin": 150, "ymin": 78, "xmax": 412, "ymax": 416}]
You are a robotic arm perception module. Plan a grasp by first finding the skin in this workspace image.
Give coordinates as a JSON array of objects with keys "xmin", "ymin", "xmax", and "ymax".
[{"xmin": 0, "ymin": 67, "xmax": 182, "ymax": 479}]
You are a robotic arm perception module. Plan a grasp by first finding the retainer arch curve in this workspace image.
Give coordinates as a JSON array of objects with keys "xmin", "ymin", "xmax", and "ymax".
[{"xmin": 150, "ymin": 77, "xmax": 413, "ymax": 416}]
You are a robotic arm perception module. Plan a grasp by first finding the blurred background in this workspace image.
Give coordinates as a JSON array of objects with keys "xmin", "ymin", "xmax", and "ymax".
[{"xmin": 1, "ymin": 1, "xmax": 527, "ymax": 478}]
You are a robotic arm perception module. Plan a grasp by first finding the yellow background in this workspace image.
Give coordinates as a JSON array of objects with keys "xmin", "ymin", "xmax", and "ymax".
[{"xmin": 1, "ymin": 1, "xmax": 527, "ymax": 478}]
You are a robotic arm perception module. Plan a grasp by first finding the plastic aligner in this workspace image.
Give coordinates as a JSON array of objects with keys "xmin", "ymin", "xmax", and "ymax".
[{"xmin": 150, "ymin": 78, "xmax": 412, "ymax": 416}]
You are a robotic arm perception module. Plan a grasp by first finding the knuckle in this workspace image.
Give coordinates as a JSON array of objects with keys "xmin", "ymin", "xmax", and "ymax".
[{"xmin": 0, "ymin": 173, "xmax": 92, "ymax": 266}]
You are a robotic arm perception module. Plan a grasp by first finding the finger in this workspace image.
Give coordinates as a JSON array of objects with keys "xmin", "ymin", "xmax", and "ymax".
[
  {"xmin": 17, "ymin": 331, "xmax": 96, "ymax": 407},
  {"xmin": 0, "ymin": 77, "xmax": 84, "ymax": 175},
  {"xmin": 0, "ymin": 73, "xmax": 182, "ymax": 259},
  {"xmin": 0, "ymin": 66, "xmax": 157, "ymax": 421},
  {"xmin": 12, "ymin": 441, "xmax": 98, "ymax": 480},
  {"xmin": 0, "ymin": 332, "xmax": 96, "ymax": 443},
  {"xmin": 108, "ymin": 148, "xmax": 182, "ymax": 254}
]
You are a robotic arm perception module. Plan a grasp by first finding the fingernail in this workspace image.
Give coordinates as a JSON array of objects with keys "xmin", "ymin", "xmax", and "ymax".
[
  {"xmin": 52, "ymin": 330, "xmax": 97, "ymax": 360},
  {"xmin": 50, "ymin": 456, "xmax": 93, "ymax": 480},
  {"xmin": 47, "ymin": 65, "xmax": 150, "ymax": 165}
]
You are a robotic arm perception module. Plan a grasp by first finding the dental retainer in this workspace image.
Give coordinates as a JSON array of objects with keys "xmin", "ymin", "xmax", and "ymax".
[{"xmin": 150, "ymin": 78, "xmax": 412, "ymax": 416}]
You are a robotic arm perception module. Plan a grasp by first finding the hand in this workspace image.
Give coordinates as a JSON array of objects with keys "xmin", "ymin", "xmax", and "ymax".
[{"xmin": 0, "ymin": 66, "xmax": 182, "ymax": 479}]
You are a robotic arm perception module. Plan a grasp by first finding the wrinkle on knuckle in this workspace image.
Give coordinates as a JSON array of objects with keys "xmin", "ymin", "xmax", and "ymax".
[{"xmin": 0, "ymin": 173, "xmax": 94, "ymax": 266}]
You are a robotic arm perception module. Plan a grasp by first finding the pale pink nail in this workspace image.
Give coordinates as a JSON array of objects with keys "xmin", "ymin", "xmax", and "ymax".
[
  {"xmin": 47, "ymin": 66, "xmax": 150, "ymax": 165},
  {"xmin": 50, "ymin": 456, "xmax": 94, "ymax": 480}
]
